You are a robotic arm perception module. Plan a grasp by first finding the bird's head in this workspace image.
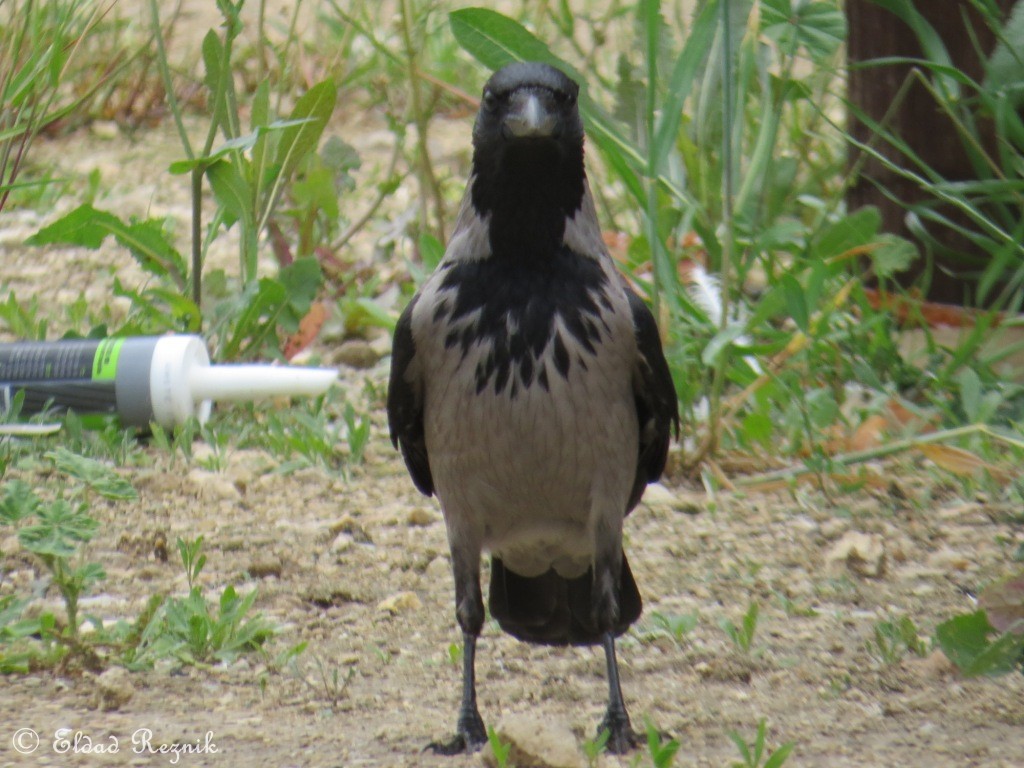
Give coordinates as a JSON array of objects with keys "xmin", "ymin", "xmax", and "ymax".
[
  {"xmin": 473, "ymin": 62, "xmax": 582, "ymax": 149},
  {"xmin": 469, "ymin": 62, "xmax": 586, "ymax": 229}
]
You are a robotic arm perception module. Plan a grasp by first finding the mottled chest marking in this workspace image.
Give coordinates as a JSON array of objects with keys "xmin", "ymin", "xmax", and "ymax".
[{"xmin": 433, "ymin": 247, "xmax": 613, "ymax": 397}]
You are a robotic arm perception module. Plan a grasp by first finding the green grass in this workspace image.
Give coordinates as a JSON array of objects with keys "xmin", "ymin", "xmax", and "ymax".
[
  {"xmin": 865, "ymin": 614, "xmax": 929, "ymax": 666},
  {"xmin": 720, "ymin": 600, "xmax": 760, "ymax": 655},
  {"xmin": 728, "ymin": 719, "xmax": 795, "ymax": 768}
]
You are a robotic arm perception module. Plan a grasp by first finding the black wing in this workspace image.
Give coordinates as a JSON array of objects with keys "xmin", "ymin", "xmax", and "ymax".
[
  {"xmin": 386, "ymin": 295, "xmax": 433, "ymax": 496},
  {"xmin": 626, "ymin": 288, "xmax": 679, "ymax": 512}
]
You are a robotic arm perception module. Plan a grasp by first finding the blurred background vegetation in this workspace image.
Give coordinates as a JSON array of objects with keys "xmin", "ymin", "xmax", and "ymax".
[{"xmin": 1, "ymin": 0, "xmax": 1022, "ymax": 471}]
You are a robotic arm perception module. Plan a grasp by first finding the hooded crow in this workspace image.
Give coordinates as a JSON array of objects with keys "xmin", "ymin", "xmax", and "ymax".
[{"xmin": 387, "ymin": 61, "xmax": 679, "ymax": 754}]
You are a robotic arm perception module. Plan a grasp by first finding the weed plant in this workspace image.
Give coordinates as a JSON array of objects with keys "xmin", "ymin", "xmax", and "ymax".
[
  {"xmin": 865, "ymin": 614, "xmax": 929, "ymax": 666},
  {"xmin": 728, "ymin": 718, "xmax": 794, "ymax": 768},
  {"xmin": 720, "ymin": 599, "xmax": 760, "ymax": 654}
]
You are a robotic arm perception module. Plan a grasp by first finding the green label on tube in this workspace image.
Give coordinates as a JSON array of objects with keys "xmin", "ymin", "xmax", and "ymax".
[{"xmin": 92, "ymin": 338, "xmax": 124, "ymax": 380}]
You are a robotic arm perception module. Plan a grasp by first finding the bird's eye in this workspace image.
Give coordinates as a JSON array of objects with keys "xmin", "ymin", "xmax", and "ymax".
[
  {"xmin": 555, "ymin": 89, "xmax": 577, "ymax": 107},
  {"xmin": 482, "ymin": 90, "xmax": 499, "ymax": 111}
]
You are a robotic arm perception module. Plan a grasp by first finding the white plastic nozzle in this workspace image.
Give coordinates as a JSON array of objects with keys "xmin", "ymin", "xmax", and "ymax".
[
  {"xmin": 189, "ymin": 365, "xmax": 339, "ymax": 402},
  {"xmin": 148, "ymin": 336, "xmax": 338, "ymax": 428}
]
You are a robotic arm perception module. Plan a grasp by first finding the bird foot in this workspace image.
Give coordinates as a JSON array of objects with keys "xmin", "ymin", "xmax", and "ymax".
[
  {"xmin": 597, "ymin": 710, "xmax": 642, "ymax": 755},
  {"xmin": 427, "ymin": 709, "xmax": 487, "ymax": 755}
]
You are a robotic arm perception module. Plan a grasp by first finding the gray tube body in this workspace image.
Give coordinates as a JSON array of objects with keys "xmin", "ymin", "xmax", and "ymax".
[
  {"xmin": 0, "ymin": 337, "xmax": 160, "ymax": 427},
  {"xmin": 113, "ymin": 338, "xmax": 158, "ymax": 427}
]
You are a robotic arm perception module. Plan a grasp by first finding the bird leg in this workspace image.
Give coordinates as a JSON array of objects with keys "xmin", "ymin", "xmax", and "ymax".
[
  {"xmin": 428, "ymin": 549, "xmax": 487, "ymax": 754},
  {"xmin": 597, "ymin": 631, "xmax": 641, "ymax": 754},
  {"xmin": 592, "ymin": 540, "xmax": 641, "ymax": 754}
]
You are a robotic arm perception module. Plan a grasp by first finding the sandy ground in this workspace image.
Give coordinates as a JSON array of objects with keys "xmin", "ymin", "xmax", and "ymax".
[
  {"xmin": 2, "ymin": 8, "xmax": 1024, "ymax": 766},
  {"xmin": 0, "ymin": 395, "xmax": 1022, "ymax": 768}
]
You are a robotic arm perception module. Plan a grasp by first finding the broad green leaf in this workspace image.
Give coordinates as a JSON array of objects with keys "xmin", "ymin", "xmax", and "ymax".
[
  {"xmin": 742, "ymin": 412, "xmax": 774, "ymax": 446},
  {"xmin": 871, "ymin": 234, "xmax": 917, "ymax": 279},
  {"xmin": 765, "ymin": 742, "xmax": 796, "ymax": 768},
  {"xmin": 272, "ymin": 79, "xmax": 337, "ymax": 194},
  {"xmin": 780, "ymin": 273, "xmax": 809, "ymax": 331},
  {"xmin": 201, "ymin": 30, "xmax": 229, "ymax": 128},
  {"xmin": 279, "ymin": 256, "xmax": 323, "ymax": 330},
  {"xmin": 46, "ymin": 448, "xmax": 137, "ymax": 501},
  {"xmin": 761, "ymin": 0, "xmax": 846, "ymax": 61},
  {"xmin": 961, "ymin": 629, "xmax": 1024, "ymax": 676},
  {"xmin": 251, "ymin": 79, "xmax": 270, "ymax": 133},
  {"xmin": 652, "ymin": 0, "xmax": 718, "ymax": 170},
  {"xmin": 0, "ymin": 480, "xmax": 41, "ymax": 525},
  {"xmin": 320, "ymin": 135, "xmax": 361, "ymax": 183},
  {"xmin": 27, "ymin": 205, "xmax": 187, "ymax": 288},
  {"xmin": 935, "ymin": 610, "xmax": 995, "ymax": 671},
  {"xmin": 251, "ymin": 80, "xmax": 272, "ymax": 206},
  {"xmin": 986, "ymin": 0, "xmax": 1024, "ymax": 106},
  {"xmin": 168, "ymin": 119, "xmax": 310, "ymax": 174},
  {"xmin": 291, "ymin": 163, "xmax": 339, "ymax": 220},
  {"xmin": 26, "ymin": 204, "xmax": 123, "ymax": 249},
  {"xmin": 206, "ymin": 159, "xmax": 254, "ymax": 230},
  {"xmin": 353, "ymin": 297, "xmax": 398, "ymax": 332},
  {"xmin": 18, "ymin": 499, "xmax": 98, "ymax": 557},
  {"xmin": 702, "ymin": 323, "xmax": 747, "ymax": 366},
  {"xmin": 221, "ymin": 278, "xmax": 288, "ymax": 360},
  {"xmin": 955, "ymin": 368, "xmax": 983, "ymax": 423},
  {"xmin": 812, "ymin": 207, "xmax": 881, "ymax": 259},
  {"xmin": 418, "ymin": 233, "xmax": 445, "ymax": 270},
  {"xmin": 449, "ymin": 8, "xmax": 570, "ymax": 75},
  {"xmin": 113, "ymin": 219, "xmax": 189, "ymax": 287}
]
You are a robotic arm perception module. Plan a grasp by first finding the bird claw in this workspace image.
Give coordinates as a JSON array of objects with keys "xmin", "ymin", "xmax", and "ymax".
[
  {"xmin": 427, "ymin": 710, "xmax": 488, "ymax": 755},
  {"xmin": 597, "ymin": 711, "xmax": 643, "ymax": 755}
]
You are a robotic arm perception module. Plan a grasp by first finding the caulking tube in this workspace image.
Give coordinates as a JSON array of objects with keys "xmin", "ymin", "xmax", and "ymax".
[{"xmin": 0, "ymin": 336, "xmax": 338, "ymax": 429}]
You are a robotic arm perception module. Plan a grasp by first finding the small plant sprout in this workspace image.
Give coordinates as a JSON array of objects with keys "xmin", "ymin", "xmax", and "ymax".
[
  {"xmin": 582, "ymin": 728, "xmax": 610, "ymax": 767},
  {"xmin": 343, "ymin": 401, "xmax": 372, "ymax": 464},
  {"xmin": 446, "ymin": 642, "xmax": 462, "ymax": 667},
  {"xmin": 866, "ymin": 615, "xmax": 929, "ymax": 666},
  {"xmin": 644, "ymin": 719, "xmax": 681, "ymax": 768},
  {"xmin": 648, "ymin": 611, "xmax": 700, "ymax": 646},
  {"xmin": 721, "ymin": 601, "xmax": 761, "ymax": 654},
  {"xmin": 773, "ymin": 590, "xmax": 818, "ymax": 618},
  {"xmin": 131, "ymin": 538, "xmax": 275, "ymax": 667},
  {"xmin": 312, "ymin": 655, "xmax": 355, "ymax": 709},
  {"xmin": 177, "ymin": 536, "xmax": 207, "ymax": 591},
  {"xmin": 728, "ymin": 719, "xmax": 795, "ymax": 768},
  {"xmin": 487, "ymin": 725, "xmax": 512, "ymax": 768}
]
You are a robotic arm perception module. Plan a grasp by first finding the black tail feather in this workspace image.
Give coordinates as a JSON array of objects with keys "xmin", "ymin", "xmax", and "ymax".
[{"xmin": 488, "ymin": 554, "xmax": 641, "ymax": 646}]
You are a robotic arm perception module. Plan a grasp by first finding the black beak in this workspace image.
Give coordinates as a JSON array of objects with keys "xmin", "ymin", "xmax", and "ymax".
[{"xmin": 502, "ymin": 91, "xmax": 558, "ymax": 139}]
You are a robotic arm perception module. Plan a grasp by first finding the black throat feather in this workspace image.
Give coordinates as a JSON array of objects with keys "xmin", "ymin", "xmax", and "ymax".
[
  {"xmin": 470, "ymin": 137, "xmax": 586, "ymax": 261},
  {"xmin": 437, "ymin": 137, "xmax": 609, "ymax": 398}
]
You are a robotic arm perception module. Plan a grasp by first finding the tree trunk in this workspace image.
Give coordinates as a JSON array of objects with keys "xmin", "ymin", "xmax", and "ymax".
[{"xmin": 846, "ymin": 0, "xmax": 1013, "ymax": 306}]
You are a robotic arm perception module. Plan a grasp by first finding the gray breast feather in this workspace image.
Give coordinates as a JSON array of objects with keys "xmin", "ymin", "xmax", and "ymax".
[
  {"xmin": 414, "ymin": 261, "xmax": 640, "ymax": 578},
  {"xmin": 562, "ymin": 179, "xmax": 607, "ymax": 258},
  {"xmin": 444, "ymin": 180, "xmax": 491, "ymax": 263}
]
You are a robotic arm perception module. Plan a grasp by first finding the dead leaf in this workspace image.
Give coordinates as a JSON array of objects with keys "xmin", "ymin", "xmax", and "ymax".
[
  {"xmin": 979, "ymin": 574, "xmax": 1024, "ymax": 635},
  {"xmin": 916, "ymin": 443, "xmax": 1010, "ymax": 482},
  {"xmin": 862, "ymin": 288, "xmax": 1007, "ymax": 329},
  {"xmin": 850, "ymin": 414, "xmax": 889, "ymax": 452},
  {"xmin": 282, "ymin": 301, "xmax": 329, "ymax": 360}
]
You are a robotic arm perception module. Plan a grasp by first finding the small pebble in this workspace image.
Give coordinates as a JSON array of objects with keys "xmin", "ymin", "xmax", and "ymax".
[
  {"xmin": 407, "ymin": 507, "xmax": 435, "ymax": 527},
  {"xmin": 377, "ymin": 591, "xmax": 422, "ymax": 614},
  {"xmin": 335, "ymin": 339, "xmax": 380, "ymax": 369},
  {"xmin": 483, "ymin": 713, "xmax": 583, "ymax": 768},
  {"xmin": 93, "ymin": 667, "xmax": 134, "ymax": 711}
]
